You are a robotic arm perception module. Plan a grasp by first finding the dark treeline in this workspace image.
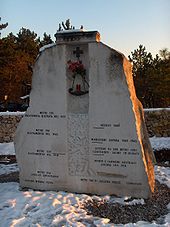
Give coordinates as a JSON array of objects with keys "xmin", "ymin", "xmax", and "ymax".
[
  {"xmin": 128, "ymin": 45, "xmax": 170, "ymax": 108},
  {"xmin": 0, "ymin": 25, "xmax": 53, "ymax": 105},
  {"xmin": 0, "ymin": 22, "xmax": 170, "ymax": 108}
]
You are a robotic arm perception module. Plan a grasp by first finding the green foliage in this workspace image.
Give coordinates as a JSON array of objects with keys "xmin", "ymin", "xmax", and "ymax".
[
  {"xmin": 0, "ymin": 31, "xmax": 34, "ymax": 101},
  {"xmin": 39, "ymin": 32, "xmax": 53, "ymax": 48},
  {"xmin": 1, "ymin": 23, "xmax": 169, "ymax": 108},
  {"xmin": 0, "ymin": 27, "xmax": 54, "ymax": 103},
  {"xmin": 16, "ymin": 27, "xmax": 40, "ymax": 58},
  {"xmin": 129, "ymin": 45, "xmax": 170, "ymax": 108},
  {"xmin": 128, "ymin": 45, "xmax": 153, "ymax": 77},
  {"xmin": 159, "ymin": 48, "xmax": 170, "ymax": 60}
]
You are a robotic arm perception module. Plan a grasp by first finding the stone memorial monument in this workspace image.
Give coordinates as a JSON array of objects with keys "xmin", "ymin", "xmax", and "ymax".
[{"xmin": 15, "ymin": 20, "xmax": 155, "ymax": 198}]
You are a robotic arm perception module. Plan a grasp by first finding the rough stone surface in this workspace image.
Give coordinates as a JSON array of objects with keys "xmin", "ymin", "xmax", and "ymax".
[
  {"xmin": 0, "ymin": 115, "xmax": 23, "ymax": 143},
  {"xmin": 14, "ymin": 31, "xmax": 155, "ymax": 198},
  {"xmin": 68, "ymin": 114, "xmax": 89, "ymax": 176},
  {"xmin": 83, "ymin": 180, "xmax": 170, "ymax": 225},
  {"xmin": 0, "ymin": 110, "xmax": 169, "ymax": 143},
  {"xmin": 145, "ymin": 110, "xmax": 170, "ymax": 137}
]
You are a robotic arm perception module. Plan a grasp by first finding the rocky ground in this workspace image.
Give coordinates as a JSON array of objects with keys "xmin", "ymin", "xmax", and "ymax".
[
  {"xmin": 83, "ymin": 149, "xmax": 170, "ymax": 224},
  {"xmin": 83, "ymin": 181, "xmax": 170, "ymax": 224}
]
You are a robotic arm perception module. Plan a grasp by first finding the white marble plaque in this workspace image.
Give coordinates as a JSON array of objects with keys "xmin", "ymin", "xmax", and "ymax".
[{"xmin": 15, "ymin": 31, "xmax": 155, "ymax": 198}]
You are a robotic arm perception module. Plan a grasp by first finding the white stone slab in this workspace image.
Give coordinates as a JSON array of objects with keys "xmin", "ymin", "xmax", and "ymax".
[
  {"xmin": 15, "ymin": 33, "xmax": 155, "ymax": 198},
  {"xmin": 15, "ymin": 45, "xmax": 68, "ymax": 190}
]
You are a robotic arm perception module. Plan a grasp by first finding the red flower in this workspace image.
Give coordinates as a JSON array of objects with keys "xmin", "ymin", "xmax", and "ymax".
[{"xmin": 67, "ymin": 60, "xmax": 86, "ymax": 75}]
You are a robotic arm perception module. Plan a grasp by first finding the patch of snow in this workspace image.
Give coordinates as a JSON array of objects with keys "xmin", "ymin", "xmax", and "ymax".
[
  {"xmin": 56, "ymin": 29, "xmax": 84, "ymax": 33},
  {"xmin": 126, "ymin": 198, "xmax": 145, "ymax": 205},
  {"xmin": 0, "ymin": 180, "xmax": 169, "ymax": 227},
  {"xmin": 106, "ymin": 196, "xmax": 145, "ymax": 205},
  {"xmin": 0, "ymin": 164, "xmax": 169, "ymax": 226},
  {"xmin": 20, "ymin": 95, "xmax": 29, "ymax": 99},
  {"xmin": 39, "ymin": 43, "xmax": 56, "ymax": 53},
  {"xmin": 0, "ymin": 111, "xmax": 25, "ymax": 116},
  {"xmin": 0, "ymin": 163, "xmax": 19, "ymax": 175},
  {"xmin": 0, "ymin": 182, "xmax": 112, "ymax": 227},
  {"xmin": 0, "ymin": 142, "xmax": 15, "ymax": 155},
  {"xmin": 155, "ymin": 165, "xmax": 170, "ymax": 188},
  {"xmin": 150, "ymin": 137, "xmax": 170, "ymax": 150},
  {"xmin": 165, "ymin": 203, "xmax": 170, "ymax": 225},
  {"xmin": 144, "ymin": 108, "xmax": 170, "ymax": 112}
]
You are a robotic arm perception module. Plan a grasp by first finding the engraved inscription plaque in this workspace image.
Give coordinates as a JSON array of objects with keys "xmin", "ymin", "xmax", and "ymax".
[{"xmin": 15, "ymin": 30, "xmax": 155, "ymax": 198}]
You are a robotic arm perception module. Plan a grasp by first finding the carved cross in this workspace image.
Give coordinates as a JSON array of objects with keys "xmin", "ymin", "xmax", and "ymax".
[{"xmin": 73, "ymin": 47, "xmax": 83, "ymax": 60}]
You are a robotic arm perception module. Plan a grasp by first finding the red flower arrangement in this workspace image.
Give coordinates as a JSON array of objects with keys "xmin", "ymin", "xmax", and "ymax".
[{"xmin": 67, "ymin": 60, "xmax": 86, "ymax": 76}]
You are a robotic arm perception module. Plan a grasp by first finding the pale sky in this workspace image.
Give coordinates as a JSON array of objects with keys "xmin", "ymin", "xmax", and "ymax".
[{"xmin": 1, "ymin": 0, "xmax": 170, "ymax": 57}]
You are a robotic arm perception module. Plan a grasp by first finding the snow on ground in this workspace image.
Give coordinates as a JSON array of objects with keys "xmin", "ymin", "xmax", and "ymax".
[
  {"xmin": 144, "ymin": 108, "xmax": 170, "ymax": 112},
  {"xmin": 0, "ymin": 163, "xmax": 19, "ymax": 175},
  {"xmin": 0, "ymin": 142, "xmax": 15, "ymax": 155},
  {"xmin": 0, "ymin": 139, "xmax": 170, "ymax": 227},
  {"xmin": 0, "ymin": 165, "xmax": 169, "ymax": 227},
  {"xmin": 0, "ymin": 111, "xmax": 25, "ymax": 116},
  {"xmin": 150, "ymin": 137, "xmax": 170, "ymax": 150},
  {"xmin": 0, "ymin": 182, "xmax": 110, "ymax": 227},
  {"xmin": 0, "ymin": 137, "xmax": 169, "ymax": 226},
  {"xmin": 155, "ymin": 165, "xmax": 170, "ymax": 188}
]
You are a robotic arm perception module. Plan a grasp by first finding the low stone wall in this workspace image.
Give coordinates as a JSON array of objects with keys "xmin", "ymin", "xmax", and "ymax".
[
  {"xmin": 0, "ymin": 109, "xmax": 169, "ymax": 143},
  {"xmin": 0, "ymin": 114, "xmax": 23, "ymax": 143},
  {"xmin": 144, "ymin": 109, "xmax": 170, "ymax": 137}
]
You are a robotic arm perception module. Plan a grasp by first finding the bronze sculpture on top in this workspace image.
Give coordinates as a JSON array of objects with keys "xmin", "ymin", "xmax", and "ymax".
[{"xmin": 57, "ymin": 19, "xmax": 83, "ymax": 32}]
